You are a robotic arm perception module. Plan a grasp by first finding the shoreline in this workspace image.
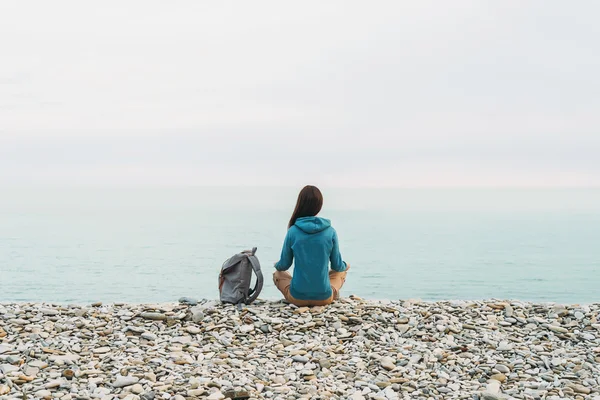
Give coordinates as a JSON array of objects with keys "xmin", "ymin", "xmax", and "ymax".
[
  {"xmin": 1, "ymin": 298, "xmax": 599, "ymax": 399},
  {"xmin": 2, "ymin": 297, "xmax": 597, "ymax": 307}
]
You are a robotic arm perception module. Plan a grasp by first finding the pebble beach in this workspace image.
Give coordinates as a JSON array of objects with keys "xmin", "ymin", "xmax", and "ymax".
[{"xmin": 1, "ymin": 298, "xmax": 599, "ymax": 400}]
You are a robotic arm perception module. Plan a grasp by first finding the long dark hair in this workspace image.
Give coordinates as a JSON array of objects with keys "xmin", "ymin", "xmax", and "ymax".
[{"xmin": 288, "ymin": 185, "xmax": 323, "ymax": 228}]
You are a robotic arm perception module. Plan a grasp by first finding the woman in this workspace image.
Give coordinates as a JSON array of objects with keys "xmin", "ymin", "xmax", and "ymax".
[{"xmin": 273, "ymin": 185, "xmax": 349, "ymax": 306}]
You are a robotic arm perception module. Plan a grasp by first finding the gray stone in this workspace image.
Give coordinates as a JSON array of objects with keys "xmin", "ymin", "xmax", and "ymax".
[
  {"xmin": 397, "ymin": 324, "xmax": 410, "ymax": 334},
  {"xmin": 140, "ymin": 312, "xmax": 166, "ymax": 321},
  {"xmin": 40, "ymin": 308, "xmax": 59, "ymax": 316},
  {"xmin": 0, "ymin": 364, "xmax": 19, "ymax": 373},
  {"xmin": 188, "ymin": 389, "xmax": 208, "ymax": 396},
  {"xmin": 547, "ymin": 325, "xmax": 568, "ymax": 334},
  {"xmin": 380, "ymin": 356, "xmax": 396, "ymax": 371},
  {"xmin": 140, "ymin": 392, "xmax": 156, "ymax": 400},
  {"xmin": 189, "ymin": 307, "xmax": 205, "ymax": 323},
  {"xmin": 93, "ymin": 346, "xmax": 111, "ymax": 354},
  {"xmin": 141, "ymin": 332, "xmax": 157, "ymax": 341},
  {"xmin": 35, "ymin": 390, "xmax": 52, "ymax": 398},
  {"xmin": 497, "ymin": 341, "xmax": 513, "ymax": 351},
  {"xmin": 171, "ymin": 336, "xmax": 192, "ymax": 344},
  {"xmin": 179, "ymin": 297, "xmax": 198, "ymax": 306},
  {"xmin": 350, "ymin": 392, "xmax": 366, "ymax": 400},
  {"xmin": 24, "ymin": 366, "xmax": 39, "ymax": 376},
  {"xmin": 5, "ymin": 355, "xmax": 20, "ymax": 364},
  {"xmin": 495, "ymin": 364, "xmax": 511, "ymax": 373},
  {"xmin": 9, "ymin": 318, "xmax": 29, "ymax": 325},
  {"xmin": 482, "ymin": 394, "xmax": 504, "ymax": 400},
  {"xmin": 567, "ymin": 384, "xmax": 591, "ymax": 394},
  {"xmin": 186, "ymin": 326, "xmax": 201, "ymax": 334},
  {"xmin": 29, "ymin": 360, "xmax": 48, "ymax": 368},
  {"xmin": 582, "ymin": 333, "xmax": 596, "ymax": 340},
  {"xmin": 131, "ymin": 384, "xmax": 144, "ymax": 394},
  {"xmin": 45, "ymin": 379, "xmax": 62, "ymax": 389},
  {"xmin": 113, "ymin": 375, "xmax": 140, "ymax": 388}
]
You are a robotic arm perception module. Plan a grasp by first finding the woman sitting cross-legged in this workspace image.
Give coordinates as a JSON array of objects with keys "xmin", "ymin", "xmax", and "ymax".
[{"xmin": 273, "ymin": 185, "xmax": 349, "ymax": 306}]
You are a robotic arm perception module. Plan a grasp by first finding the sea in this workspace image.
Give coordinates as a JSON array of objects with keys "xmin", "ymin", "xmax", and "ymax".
[{"xmin": 1, "ymin": 186, "xmax": 599, "ymax": 304}]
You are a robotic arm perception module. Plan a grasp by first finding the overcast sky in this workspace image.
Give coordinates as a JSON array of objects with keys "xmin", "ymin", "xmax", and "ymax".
[{"xmin": 0, "ymin": 1, "xmax": 598, "ymax": 187}]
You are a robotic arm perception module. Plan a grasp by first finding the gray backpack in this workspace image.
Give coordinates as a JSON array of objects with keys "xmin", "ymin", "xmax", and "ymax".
[{"xmin": 218, "ymin": 247, "xmax": 264, "ymax": 304}]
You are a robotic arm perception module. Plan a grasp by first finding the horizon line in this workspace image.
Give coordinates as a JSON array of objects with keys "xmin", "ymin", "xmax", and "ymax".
[{"xmin": 2, "ymin": 183, "xmax": 600, "ymax": 190}]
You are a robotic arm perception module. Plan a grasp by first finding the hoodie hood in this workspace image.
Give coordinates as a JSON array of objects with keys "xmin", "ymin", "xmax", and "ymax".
[{"xmin": 294, "ymin": 216, "xmax": 331, "ymax": 234}]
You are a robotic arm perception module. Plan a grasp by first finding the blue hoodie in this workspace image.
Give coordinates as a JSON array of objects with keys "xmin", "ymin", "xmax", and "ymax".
[{"xmin": 275, "ymin": 216, "xmax": 347, "ymax": 300}]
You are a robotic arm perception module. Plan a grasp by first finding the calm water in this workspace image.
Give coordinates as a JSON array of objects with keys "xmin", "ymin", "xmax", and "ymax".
[{"xmin": 1, "ymin": 187, "xmax": 599, "ymax": 304}]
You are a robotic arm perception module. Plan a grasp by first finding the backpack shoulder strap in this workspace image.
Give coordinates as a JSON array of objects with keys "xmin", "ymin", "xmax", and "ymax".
[{"xmin": 246, "ymin": 250, "xmax": 263, "ymax": 304}]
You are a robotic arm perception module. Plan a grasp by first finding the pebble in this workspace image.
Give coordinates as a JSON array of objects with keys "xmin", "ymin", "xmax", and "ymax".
[
  {"xmin": 0, "ymin": 364, "xmax": 19, "ymax": 373},
  {"xmin": 93, "ymin": 346, "xmax": 112, "ymax": 354},
  {"xmin": 497, "ymin": 341, "xmax": 513, "ymax": 351},
  {"xmin": 141, "ymin": 332, "xmax": 157, "ymax": 341},
  {"xmin": 35, "ymin": 389, "xmax": 52, "ymax": 398},
  {"xmin": 486, "ymin": 380, "xmax": 501, "ymax": 394},
  {"xmin": 482, "ymin": 394, "xmax": 503, "ymax": 400},
  {"xmin": 380, "ymin": 356, "xmax": 396, "ymax": 371},
  {"xmin": 495, "ymin": 364, "xmax": 511, "ymax": 373},
  {"xmin": 292, "ymin": 355, "xmax": 309, "ymax": 363},
  {"xmin": 29, "ymin": 360, "xmax": 48, "ymax": 368},
  {"xmin": 44, "ymin": 379, "xmax": 62, "ymax": 389},
  {"xmin": 40, "ymin": 308, "xmax": 60, "ymax": 316},
  {"xmin": 351, "ymin": 392, "xmax": 366, "ymax": 400},
  {"xmin": 186, "ymin": 326, "xmax": 201, "ymax": 334},
  {"xmin": 178, "ymin": 297, "xmax": 198, "ymax": 306},
  {"xmin": 547, "ymin": 324, "xmax": 568, "ymax": 334},
  {"xmin": 568, "ymin": 384, "xmax": 591, "ymax": 394},
  {"xmin": 131, "ymin": 383, "xmax": 144, "ymax": 394},
  {"xmin": 0, "ymin": 300, "xmax": 598, "ymax": 399},
  {"xmin": 140, "ymin": 312, "xmax": 167, "ymax": 321},
  {"xmin": 188, "ymin": 389, "xmax": 207, "ymax": 396},
  {"xmin": 113, "ymin": 375, "xmax": 140, "ymax": 388}
]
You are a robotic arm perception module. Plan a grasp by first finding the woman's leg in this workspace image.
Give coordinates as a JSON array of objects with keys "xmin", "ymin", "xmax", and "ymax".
[
  {"xmin": 273, "ymin": 270, "xmax": 294, "ymax": 302},
  {"xmin": 330, "ymin": 263, "xmax": 349, "ymax": 300},
  {"xmin": 273, "ymin": 271, "xmax": 333, "ymax": 306}
]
